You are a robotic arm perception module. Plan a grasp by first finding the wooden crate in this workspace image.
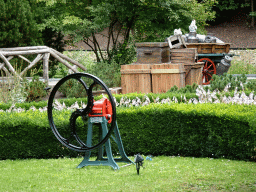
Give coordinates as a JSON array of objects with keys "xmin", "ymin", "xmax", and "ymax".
[
  {"xmin": 121, "ymin": 64, "xmax": 152, "ymax": 94},
  {"xmin": 185, "ymin": 62, "xmax": 204, "ymax": 86},
  {"xmin": 186, "ymin": 43, "xmax": 230, "ymax": 54},
  {"xmin": 170, "ymin": 48, "xmax": 197, "ymax": 65},
  {"xmin": 167, "ymin": 35, "xmax": 186, "ymax": 49},
  {"xmin": 135, "ymin": 42, "xmax": 170, "ymax": 64},
  {"xmin": 151, "ymin": 63, "xmax": 185, "ymax": 93}
]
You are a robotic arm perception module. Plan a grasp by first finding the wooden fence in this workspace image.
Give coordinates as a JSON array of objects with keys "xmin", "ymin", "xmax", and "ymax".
[{"xmin": 0, "ymin": 46, "xmax": 87, "ymax": 85}]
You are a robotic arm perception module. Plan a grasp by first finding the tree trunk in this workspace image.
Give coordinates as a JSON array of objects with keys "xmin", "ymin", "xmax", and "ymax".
[{"xmin": 251, "ymin": 0, "xmax": 255, "ymax": 27}]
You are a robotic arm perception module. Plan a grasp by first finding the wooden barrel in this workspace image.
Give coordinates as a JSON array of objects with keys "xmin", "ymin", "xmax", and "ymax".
[
  {"xmin": 170, "ymin": 48, "xmax": 198, "ymax": 82},
  {"xmin": 185, "ymin": 62, "xmax": 204, "ymax": 86},
  {"xmin": 121, "ymin": 64, "xmax": 152, "ymax": 94},
  {"xmin": 151, "ymin": 63, "xmax": 185, "ymax": 93}
]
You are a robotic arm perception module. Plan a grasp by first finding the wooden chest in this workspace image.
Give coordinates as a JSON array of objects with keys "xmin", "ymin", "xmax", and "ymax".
[
  {"xmin": 151, "ymin": 63, "xmax": 185, "ymax": 93},
  {"xmin": 121, "ymin": 64, "xmax": 152, "ymax": 94},
  {"xmin": 170, "ymin": 48, "xmax": 197, "ymax": 65},
  {"xmin": 135, "ymin": 42, "xmax": 170, "ymax": 64}
]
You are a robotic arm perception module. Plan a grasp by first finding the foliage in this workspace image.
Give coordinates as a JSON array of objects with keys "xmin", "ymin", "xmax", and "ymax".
[
  {"xmin": 39, "ymin": 0, "xmax": 216, "ymax": 64},
  {"xmin": 0, "ymin": 0, "xmax": 66, "ymax": 79},
  {"xmin": 24, "ymin": 76, "xmax": 48, "ymax": 102},
  {"xmin": 0, "ymin": 74, "xmax": 47, "ymax": 104},
  {"xmin": 210, "ymin": 73, "xmax": 247, "ymax": 92},
  {"xmin": 0, "ymin": 0, "xmax": 42, "ymax": 48},
  {"xmin": 0, "ymin": 103, "xmax": 255, "ymax": 161},
  {"xmin": 168, "ymin": 73, "xmax": 256, "ymax": 93},
  {"xmin": 168, "ymin": 83, "xmax": 198, "ymax": 93},
  {"xmin": 58, "ymin": 78, "xmax": 88, "ymax": 98},
  {"xmin": 211, "ymin": 0, "xmax": 255, "ymax": 27},
  {"xmin": 246, "ymin": 80, "xmax": 256, "ymax": 92},
  {"xmin": 54, "ymin": 51, "xmax": 121, "ymax": 92},
  {"xmin": 0, "ymin": 73, "xmax": 28, "ymax": 104}
]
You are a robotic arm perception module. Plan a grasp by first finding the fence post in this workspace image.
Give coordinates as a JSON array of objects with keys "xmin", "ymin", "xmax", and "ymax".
[{"xmin": 43, "ymin": 53, "xmax": 50, "ymax": 86}]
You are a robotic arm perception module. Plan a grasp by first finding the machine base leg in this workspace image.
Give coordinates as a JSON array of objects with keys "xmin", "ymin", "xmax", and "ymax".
[{"xmin": 77, "ymin": 119, "xmax": 133, "ymax": 170}]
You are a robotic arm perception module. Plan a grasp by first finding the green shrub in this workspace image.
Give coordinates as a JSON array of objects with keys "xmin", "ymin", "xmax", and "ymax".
[
  {"xmin": 246, "ymin": 80, "xmax": 256, "ymax": 92},
  {"xmin": 117, "ymin": 103, "xmax": 256, "ymax": 160},
  {"xmin": 168, "ymin": 74, "xmax": 256, "ymax": 93},
  {"xmin": 168, "ymin": 83, "xmax": 198, "ymax": 93},
  {"xmin": 55, "ymin": 51, "xmax": 121, "ymax": 89},
  {"xmin": 58, "ymin": 78, "xmax": 88, "ymax": 98},
  {"xmin": 210, "ymin": 73, "xmax": 247, "ymax": 92},
  {"xmin": 0, "ymin": 103, "xmax": 255, "ymax": 161},
  {"xmin": 25, "ymin": 76, "xmax": 47, "ymax": 102}
]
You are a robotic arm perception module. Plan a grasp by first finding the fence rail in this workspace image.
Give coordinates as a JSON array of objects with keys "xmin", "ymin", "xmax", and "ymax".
[{"xmin": 0, "ymin": 46, "xmax": 87, "ymax": 86}]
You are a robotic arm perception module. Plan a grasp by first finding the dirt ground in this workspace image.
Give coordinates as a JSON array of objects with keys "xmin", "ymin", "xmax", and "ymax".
[{"xmin": 206, "ymin": 12, "xmax": 256, "ymax": 49}]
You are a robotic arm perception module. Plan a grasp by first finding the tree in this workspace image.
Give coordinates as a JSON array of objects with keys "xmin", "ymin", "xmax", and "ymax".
[
  {"xmin": 39, "ymin": 0, "xmax": 217, "ymax": 64},
  {"xmin": 212, "ymin": 0, "xmax": 255, "ymax": 27},
  {"xmin": 0, "ymin": 0, "xmax": 42, "ymax": 48},
  {"xmin": 249, "ymin": 0, "xmax": 255, "ymax": 27}
]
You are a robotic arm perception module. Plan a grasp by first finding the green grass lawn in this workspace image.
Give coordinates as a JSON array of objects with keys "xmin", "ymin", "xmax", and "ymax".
[{"xmin": 0, "ymin": 156, "xmax": 255, "ymax": 191}]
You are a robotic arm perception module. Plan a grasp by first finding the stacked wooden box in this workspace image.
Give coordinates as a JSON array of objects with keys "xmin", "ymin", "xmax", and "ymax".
[
  {"xmin": 170, "ymin": 48, "xmax": 204, "ymax": 85},
  {"xmin": 121, "ymin": 42, "xmax": 203, "ymax": 94}
]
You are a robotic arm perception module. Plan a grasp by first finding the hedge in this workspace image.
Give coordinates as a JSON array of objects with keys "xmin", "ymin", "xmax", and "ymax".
[{"xmin": 0, "ymin": 103, "xmax": 255, "ymax": 161}]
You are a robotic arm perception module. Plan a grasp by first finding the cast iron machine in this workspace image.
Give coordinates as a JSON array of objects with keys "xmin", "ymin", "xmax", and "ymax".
[{"xmin": 47, "ymin": 73, "xmax": 133, "ymax": 170}]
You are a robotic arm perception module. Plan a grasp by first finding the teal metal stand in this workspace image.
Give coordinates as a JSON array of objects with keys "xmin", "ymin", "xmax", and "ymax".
[{"xmin": 77, "ymin": 117, "xmax": 133, "ymax": 170}]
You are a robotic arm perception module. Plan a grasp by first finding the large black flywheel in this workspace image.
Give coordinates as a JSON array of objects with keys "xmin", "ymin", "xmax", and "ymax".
[{"xmin": 47, "ymin": 73, "xmax": 116, "ymax": 152}]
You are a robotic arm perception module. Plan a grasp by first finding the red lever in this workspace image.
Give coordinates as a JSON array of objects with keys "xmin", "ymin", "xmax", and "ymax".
[{"xmin": 88, "ymin": 98, "xmax": 113, "ymax": 123}]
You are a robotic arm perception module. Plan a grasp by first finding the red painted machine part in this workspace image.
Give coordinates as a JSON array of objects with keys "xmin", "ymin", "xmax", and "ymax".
[
  {"xmin": 88, "ymin": 98, "xmax": 113, "ymax": 123},
  {"xmin": 198, "ymin": 58, "xmax": 216, "ymax": 85}
]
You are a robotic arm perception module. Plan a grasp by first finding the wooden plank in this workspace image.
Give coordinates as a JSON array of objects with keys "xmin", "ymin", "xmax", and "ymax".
[
  {"xmin": 121, "ymin": 64, "xmax": 152, "ymax": 94},
  {"xmin": 49, "ymin": 50, "xmax": 79, "ymax": 73},
  {"xmin": 225, "ymin": 44, "xmax": 230, "ymax": 53},
  {"xmin": 151, "ymin": 69, "xmax": 181, "ymax": 74},
  {"xmin": 20, "ymin": 54, "xmax": 44, "ymax": 76},
  {"xmin": 1, "ymin": 48, "xmax": 50, "ymax": 56},
  {"xmin": 151, "ymin": 64, "xmax": 185, "ymax": 93},
  {"xmin": 171, "ymin": 52, "xmax": 195, "ymax": 57},
  {"xmin": 185, "ymin": 62, "xmax": 204, "ymax": 85},
  {"xmin": 186, "ymin": 43, "xmax": 231, "ymax": 54},
  {"xmin": 135, "ymin": 42, "xmax": 169, "ymax": 48},
  {"xmin": 171, "ymin": 57, "xmax": 195, "ymax": 62},
  {"xmin": 51, "ymin": 48, "xmax": 87, "ymax": 71},
  {"xmin": 0, "ymin": 56, "xmax": 13, "ymax": 70},
  {"xmin": 43, "ymin": 53, "xmax": 50, "ymax": 85},
  {"xmin": 18, "ymin": 55, "xmax": 31, "ymax": 63},
  {"xmin": 198, "ymin": 45, "xmax": 202, "ymax": 53},
  {"xmin": 211, "ymin": 44, "xmax": 216, "ymax": 53},
  {"xmin": 0, "ymin": 46, "xmax": 48, "ymax": 52},
  {"xmin": 121, "ymin": 69, "xmax": 151, "ymax": 74},
  {"xmin": 0, "ymin": 53, "xmax": 18, "ymax": 76},
  {"xmin": 170, "ymin": 48, "xmax": 197, "ymax": 53},
  {"xmin": 171, "ymin": 60, "xmax": 194, "ymax": 65}
]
